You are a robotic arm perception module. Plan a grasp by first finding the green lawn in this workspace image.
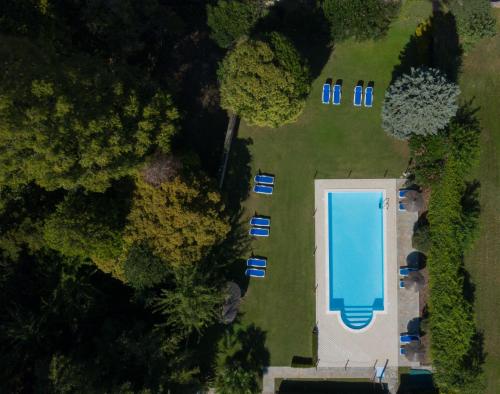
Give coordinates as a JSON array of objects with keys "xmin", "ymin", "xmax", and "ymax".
[
  {"xmin": 233, "ymin": 0, "xmax": 431, "ymax": 366},
  {"xmin": 461, "ymin": 11, "xmax": 500, "ymax": 393}
]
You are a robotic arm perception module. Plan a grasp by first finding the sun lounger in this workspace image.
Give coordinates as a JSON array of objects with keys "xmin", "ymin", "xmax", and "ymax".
[
  {"xmin": 332, "ymin": 84, "xmax": 342, "ymax": 105},
  {"xmin": 246, "ymin": 268, "xmax": 265, "ymax": 278},
  {"xmin": 398, "ymin": 202, "xmax": 407, "ymax": 211},
  {"xmin": 399, "ymin": 280, "xmax": 405, "ymax": 289},
  {"xmin": 400, "ymin": 334, "xmax": 420, "ymax": 344},
  {"xmin": 249, "ymin": 227, "xmax": 270, "ymax": 237},
  {"xmin": 353, "ymin": 85, "xmax": 362, "ymax": 107},
  {"xmin": 254, "ymin": 174, "xmax": 274, "ymax": 185},
  {"xmin": 399, "ymin": 267, "xmax": 417, "ymax": 277},
  {"xmin": 400, "ymin": 346, "xmax": 407, "ymax": 355},
  {"xmin": 253, "ymin": 184, "xmax": 273, "ymax": 195},
  {"xmin": 322, "ymin": 83, "xmax": 331, "ymax": 104},
  {"xmin": 399, "ymin": 189, "xmax": 409, "ymax": 199},
  {"xmin": 247, "ymin": 257, "xmax": 267, "ymax": 268},
  {"xmin": 364, "ymin": 86, "xmax": 373, "ymax": 107},
  {"xmin": 250, "ymin": 216, "xmax": 270, "ymax": 227}
]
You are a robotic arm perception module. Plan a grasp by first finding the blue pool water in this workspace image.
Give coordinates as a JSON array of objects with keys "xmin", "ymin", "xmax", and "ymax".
[{"xmin": 327, "ymin": 191, "xmax": 385, "ymax": 329}]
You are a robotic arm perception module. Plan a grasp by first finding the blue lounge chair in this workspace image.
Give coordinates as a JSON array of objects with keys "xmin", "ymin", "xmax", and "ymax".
[
  {"xmin": 364, "ymin": 86, "xmax": 373, "ymax": 107},
  {"xmin": 254, "ymin": 174, "xmax": 274, "ymax": 185},
  {"xmin": 399, "ymin": 280, "xmax": 405, "ymax": 289},
  {"xmin": 332, "ymin": 84, "xmax": 342, "ymax": 105},
  {"xmin": 247, "ymin": 257, "xmax": 267, "ymax": 268},
  {"xmin": 399, "ymin": 189, "xmax": 409, "ymax": 199},
  {"xmin": 399, "ymin": 267, "xmax": 417, "ymax": 277},
  {"xmin": 253, "ymin": 184, "xmax": 273, "ymax": 195},
  {"xmin": 353, "ymin": 85, "xmax": 362, "ymax": 107},
  {"xmin": 400, "ymin": 334, "xmax": 420, "ymax": 344},
  {"xmin": 249, "ymin": 227, "xmax": 270, "ymax": 237},
  {"xmin": 322, "ymin": 83, "xmax": 331, "ymax": 104},
  {"xmin": 398, "ymin": 202, "xmax": 407, "ymax": 211},
  {"xmin": 400, "ymin": 346, "xmax": 407, "ymax": 355},
  {"xmin": 250, "ymin": 216, "xmax": 270, "ymax": 227},
  {"xmin": 246, "ymin": 268, "xmax": 265, "ymax": 278}
]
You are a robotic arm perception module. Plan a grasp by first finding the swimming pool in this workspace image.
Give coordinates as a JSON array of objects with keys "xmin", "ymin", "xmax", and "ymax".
[{"xmin": 327, "ymin": 191, "xmax": 385, "ymax": 330}]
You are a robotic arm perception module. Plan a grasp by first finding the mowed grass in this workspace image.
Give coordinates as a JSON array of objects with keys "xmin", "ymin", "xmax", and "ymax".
[
  {"xmin": 461, "ymin": 11, "xmax": 500, "ymax": 393},
  {"xmin": 233, "ymin": 1, "xmax": 431, "ymax": 366}
]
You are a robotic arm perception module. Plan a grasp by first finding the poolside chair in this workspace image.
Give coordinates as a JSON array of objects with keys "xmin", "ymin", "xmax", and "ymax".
[
  {"xmin": 322, "ymin": 83, "xmax": 331, "ymax": 104},
  {"xmin": 364, "ymin": 86, "xmax": 373, "ymax": 108},
  {"xmin": 249, "ymin": 227, "xmax": 270, "ymax": 237},
  {"xmin": 253, "ymin": 184, "xmax": 273, "ymax": 195},
  {"xmin": 398, "ymin": 202, "xmax": 407, "ymax": 212},
  {"xmin": 399, "ymin": 267, "xmax": 417, "ymax": 277},
  {"xmin": 332, "ymin": 84, "xmax": 342, "ymax": 105},
  {"xmin": 249, "ymin": 216, "xmax": 270, "ymax": 227},
  {"xmin": 247, "ymin": 257, "xmax": 267, "ymax": 268},
  {"xmin": 246, "ymin": 268, "xmax": 266, "ymax": 278},
  {"xmin": 400, "ymin": 334, "xmax": 420, "ymax": 344},
  {"xmin": 399, "ymin": 280, "xmax": 405, "ymax": 289},
  {"xmin": 400, "ymin": 346, "xmax": 407, "ymax": 356},
  {"xmin": 353, "ymin": 85, "xmax": 363, "ymax": 107},
  {"xmin": 254, "ymin": 174, "xmax": 274, "ymax": 185},
  {"xmin": 398, "ymin": 189, "xmax": 409, "ymax": 199}
]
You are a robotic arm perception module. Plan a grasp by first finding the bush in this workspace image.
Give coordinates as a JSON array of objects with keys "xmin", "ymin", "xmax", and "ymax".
[
  {"xmin": 412, "ymin": 218, "xmax": 431, "ymax": 254},
  {"xmin": 218, "ymin": 33, "xmax": 310, "ymax": 128},
  {"xmin": 322, "ymin": 0, "xmax": 400, "ymax": 41},
  {"xmin": 449, "ymin": 0, "xmax": 496, "ymax": 48},
  {"xmin": 382, "ymin": 67, "xmax": 460, "ymax": 140},
  {"xmin": 207, "ymin": 0, "xmax": 265, "ymax": 48}
]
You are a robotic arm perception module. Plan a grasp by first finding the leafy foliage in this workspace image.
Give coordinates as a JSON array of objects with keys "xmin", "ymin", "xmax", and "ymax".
[
  {"xmin": 449, "ymin": 0, "xmax": 496, "ymax": 48},
  {"xmin": 382, "ymin": 67, "xmax": 460, "ymax": 140},
  {"xmin": 125, "ymin": 175, "xmax": 229, "ymax": 267},
  {"xmin": 218, "ymin": 33, "xmax": 310, "ymax": 128},
  {"xmin": 153, "ymin": 269, "xmax": 224, "ymax": 336},
  {"xmin": 322, "ymin": 0, "xmax": 400, "ymax": 41},
  {"xmin": 123, "ymin": 243, "xmax": 169, "ymax": 289},
  {"xmin": 214, "ymin": 366, "xmax": 257, "ymax": 394},
  {"xmin": 0, "ymin": 38, "xmax": 179, "ymax": 192},
  {"xmin": 207, "ymin": 0, "xmax": 265, "ymax": 48},
  {"xmin": 412, "ymin": 218, "xmax": 431, "ymax": 254}
]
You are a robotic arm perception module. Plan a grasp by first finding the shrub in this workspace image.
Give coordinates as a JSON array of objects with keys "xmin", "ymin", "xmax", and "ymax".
[
  {"xmin": 218, "ymin": 33, "xmax": 310, "ymax": 128},
  {"xmin": 207, "ymin": 0, "xmax": 265, "ymax": 48},
  {"xmin": 412, "ymin": 219, "xmax": 431, "ymax": 254},
  {"xmin": 322, "ymin": 0, "xmax": 400, "ymax": 41},
  {"xmin": 382, "ymin": 67, "xmax": 460, "ymax": 140},
  {"xmin": 449, "ymin": 0, "xmax": 496, "ymax": 48}
]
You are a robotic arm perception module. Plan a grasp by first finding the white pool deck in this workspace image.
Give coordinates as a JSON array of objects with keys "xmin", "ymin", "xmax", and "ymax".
[{"xmin": 314, "ymin": 179, "xmax": 399, "ymax": 368}]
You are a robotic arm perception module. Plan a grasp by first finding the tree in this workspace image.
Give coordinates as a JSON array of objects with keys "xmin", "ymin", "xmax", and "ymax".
[
  {"xmin": 214, "ymin": 366, "xmax": 257, "ymax": 394},
  {"xmin": 322, "ymin": 0, "xmax": 400, "ymax": 41},
  {"xmin": 382, "ymin": 67, "xmax": 460, "ymax": 140},
  {"xmin": 123, "ymin": 243, "xmax": 169, "ymax": 289},
  {"xmin": 413, "ymin": 218, "xmax": 431, "ymax": 253},
  {"xmin": 153, "ymin": 269, "xmax": 224, "ymax": 335},
  {"xmin": 449, "ymin": 0, "xmax": 496, "ymax": 48},
  {"xmin": 218, "ymin": 33, "xmax": 310, "ymax": 128},
  {"xmin": 0, "ymin": 37, "xmax": 180, "ymax": 191},
  {"xmin": 207, "ymin": 0, "xmax": 265, "ymax": 49},
  {"xmin": 125, "ymin": 174, "xmax": 229, "ymax": 267}
]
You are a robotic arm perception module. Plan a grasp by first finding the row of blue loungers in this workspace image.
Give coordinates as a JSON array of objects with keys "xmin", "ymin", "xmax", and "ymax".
[
  {"xmin": 322, "ymin": 83, "xmax": 373, "ymax": 107},
  {"xmin": 245, "ymin": 257, "xmax": 267, "ymax": 278},
  {"xmin": 253, "ymin": 174, "xmax": 275, "ymax": 195},
  {"xmin": 249, "ymin": 216, "xmax": 270, "ymax": 237},
  {"xmin": 399, "ymin": 334, "xmax": 420, "ymax": 355}
]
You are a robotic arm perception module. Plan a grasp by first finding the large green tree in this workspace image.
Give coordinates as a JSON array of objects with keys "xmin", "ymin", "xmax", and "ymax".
[
  {"xmin": 449, "ymin": 0, "xmax": 496, "ymax": 48},
  {"xmin": 322, "ymin": 0, "xmax": 400, "ymax": 41},
  {"xmin": 123, "ymin": 243, "xmax": 169, "ymax": 289},
  {"xmin": 0, "ymin": 37, "xmax": 179, "ymax": 192},
  {"xmin": 218, "ymin": 33, "xmax": 310, "ymax": 128},
  {"xmin": 125, "ymin": 173, "xmax": 229, "ymax": 267},
  {"xmin": 207, "ymin": 0, "xmax": 265, "ymax": 49},
  {"xmin": 382, "ymin": 67, "xmax": 460, "ymax": 140}
]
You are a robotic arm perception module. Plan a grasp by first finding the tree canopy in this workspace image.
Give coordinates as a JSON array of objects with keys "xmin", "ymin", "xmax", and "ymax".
[
  {"xmin": 449, "ymin": 0, "xmax": 496, "ymax": 48},
  {"xmin": 218, "ymin": 33, "xmax": 310, "ymax": 128},
  {"xmin": 382, "ymin": 67, "xmax": 460, "ymax": 140},
  {"xmin": 125, "ymin": 174, "xmax": 229, "ymax": 267},
  {"xmin": 0, "ymin": 38, "xmax": 179, "ymax": 192},
  {"xmin": 322, "ymin": 0, "xmax": 400, "ymax": 41},
  {"xmin": 207, "ymin": 0, "xmax": 265, "ymax": 48}
]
